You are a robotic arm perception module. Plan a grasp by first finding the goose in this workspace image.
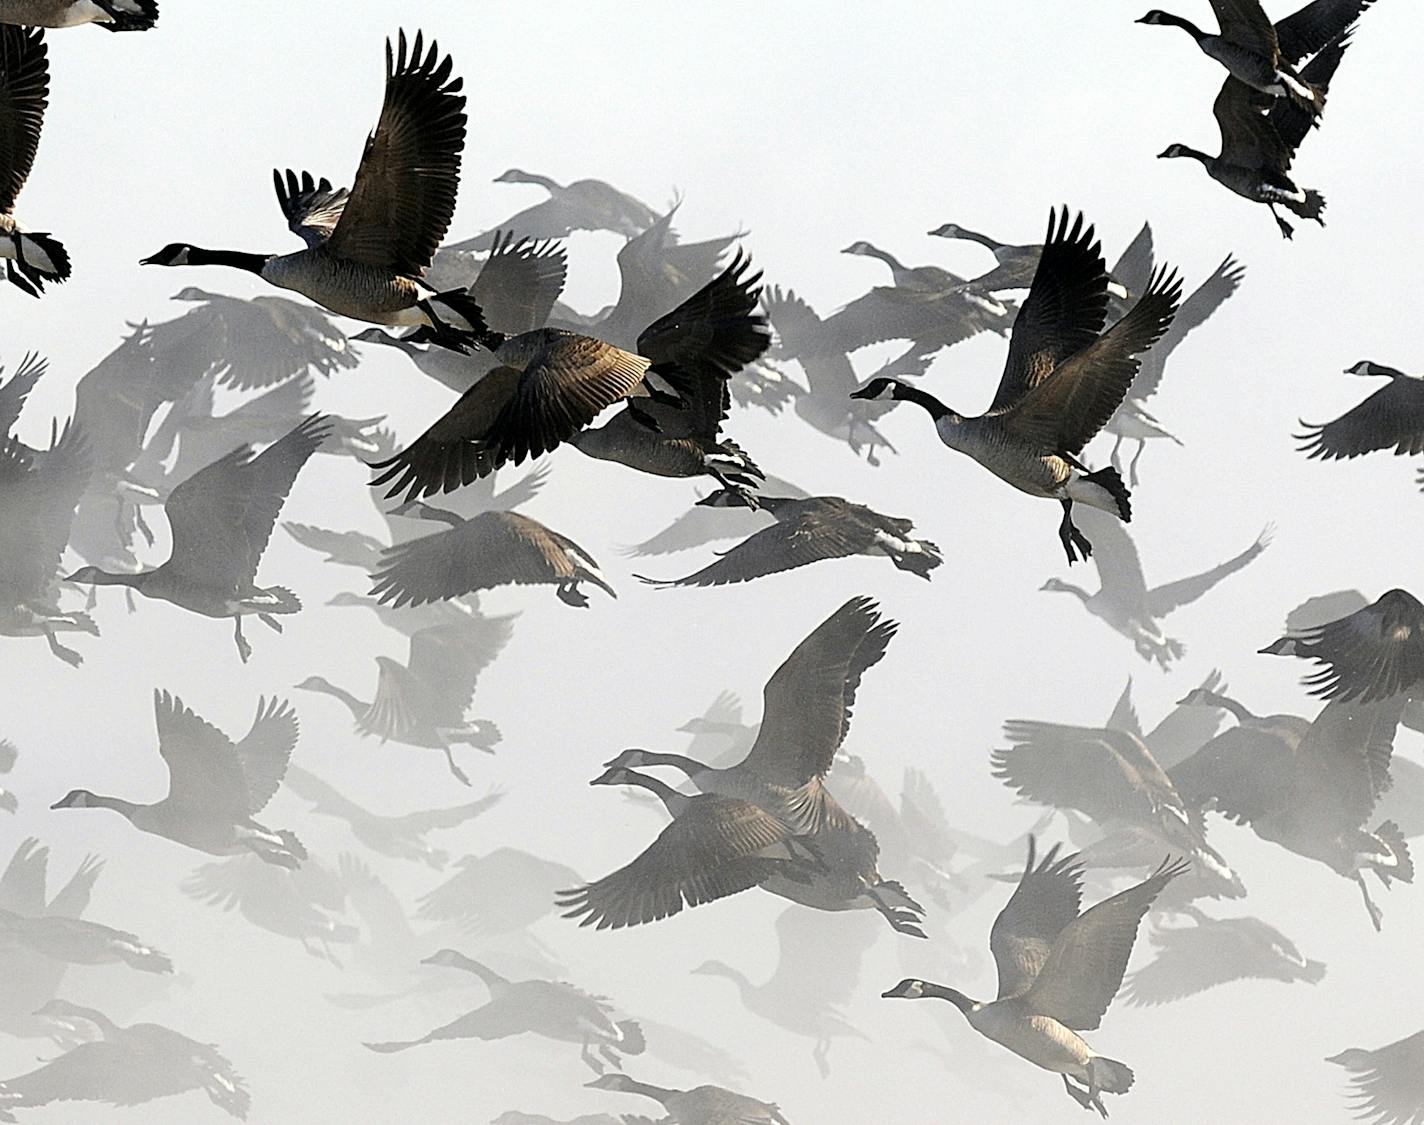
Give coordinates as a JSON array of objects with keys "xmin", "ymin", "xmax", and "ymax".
[
  {"xmin": 65, "ymin": 413, "xmax": 329, "ymax": 662},
  {"xmin": 368, "ymin": 504, "xmax": 615, "ymax": 610},
  {"xmin": 1327, "ymin": 1029, "xmax": 1424, "ymax": 1125},
  {"xmin": 50, "ymin": 690, "xmax": 307, "ymax": 868},
  {"xmin": 1296, "ymin": 360, "xmax": 1424, "ymax": 461},
  {"xmin": 1040, "ymin": 510, "xmax": 1272, "ymax": 667},
  {"xmin": 841, "ymin": 239, "xmax": 962, "ymax": 292},
  {"xmin": 140, "ymin": 33, "xmax": 483, "ymax": 351},
  {"xmin": 0, "ymin": 26, "xmax": 67, "ymax": 295},
  {"xmin": 586, "ymin": 1074, "xmax": 791, "ymax": 1125},
  {"xmin": 1157, "ymin": 36, "xmax": 1348, "ymax": 238},
  {"xmin": 928, "ymin": 221, "xmax": 1132, "ymax": 300},
  {"xmin": 1137, "ymin": 0, "xmax": 1374, "ymax": 114},
  {"xmin": 368, "ymin": 252, "xmax": 769, "ymax": 501},
  {"xmin": 0, "ymin": 907, "xmax": 172, "ymax": 973},
  {"xmin": 1259, "ymin": 588, "xmax": 1424, "ymax": 703},
  {"xmin": 0, "ymin": 0, "xmax": 156, "ymax": 30},
  {"xmin": 0, "ymin": 738, "xmax": 13, "ymax": 812},
  {"xmin": 417, "ymin": 847, "xmax": 582, "ymax": 937},
  {"xmin": 883, "ymin": 841, "xmax": 1188, "ymax": 1117},
  {"xmin": 284, "ymin": 763, "xmax": 502, "ymax": 868},
  {"xmin": 365, "ymin": 949, "xmax": 646, "ymax": 1074},
  {"xmin": 852, "ymin": 209, "xmax": 1182, "ymax": 564},
  {"xmin": 599, "ymin": 597, "xmax": 927, "ymax": 937},
  {"xmin": 636, "ymin": 489, "xmax": 942, "ymax": 587},
  {"xmin": 623, "ymin": 473, "xmax": 809, "ymax": 559},
  {"xmin": 295, "ymin": 618, "xmax": 504, "ymax": 785},
  {"xmin": 453, "ymin": 168, "xmax": 661, "ymax": 251},
  {"xmin": 0, "ymin": 1002, "xmax": 248, "ymax": 1121},
  {"xmin": 1102, "ymin": 671, "xmax": 1234, "ymax": 773}
]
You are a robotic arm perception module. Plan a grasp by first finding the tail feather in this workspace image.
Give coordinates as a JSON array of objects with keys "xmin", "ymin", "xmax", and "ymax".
[
  {"xmin": 615, "ymin": 1019, "xmax": 647, "ymax": 1056},
  {"xmin": 427, "ymin": 289, "xmax": 494, "ymax": 347},
  {"xmin": 1089, "ymin": 1056, "xmax": 1135, "ymax": 1095},
  {"xmin": 1374, "ymin": 822, "xmax": 1413, "ymax": 885},
  {"xmin": 259, "ymin": 586, "xmax": 302, "ymax": 614},
  {"xmin": 1085, "ymin": 465, "xmax": 1132, "ymax": 522},
  {"xmin": 9, "ymin": 232, "xmax": 71, "ymax": 289},
  {"xmin": 96, "ymin": 0, "xmax": 159, "ymax": 30},
  {"xmin": 1287, "ymin": 190, "xmax": 1326, "ymax": 224}
]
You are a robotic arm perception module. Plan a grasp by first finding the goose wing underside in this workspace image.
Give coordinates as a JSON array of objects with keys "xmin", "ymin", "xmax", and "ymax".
[
  {"xmin": 153, "ymin": 690, "xmax": 252, "ymax": 818},
  {"xmin": 232, "ymin": 696, "xmax": 299, "ymax": 816},
  {"xmin": 989, "ymin": 838, "xmax": 1085, "ymax": 1000},
  {"xmin": 0, "ymin": 25, "xmax": 48, "ymax": 216},
  {"xmin": 273, "ymin": 168, "xmax": 349, "ymax": 250}
]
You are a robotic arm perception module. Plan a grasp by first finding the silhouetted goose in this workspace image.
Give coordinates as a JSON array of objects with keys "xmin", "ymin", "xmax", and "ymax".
[
  {"xmin": 1260, "ymin": 588, "xmax": 1424, "ymax": 702},
  {"xmin": 842, "ymin": 239, "xmax": 962, "ymax": 292},
  {"xmin": 51, "ymin": 690, "xmax": 306, "ymax": 868},
  {"xmin": 368, "ymin": 253, "xmax": 768, "ymax": 501},
  {"xmin": 0, "ymin": 1002, "xmax": 248, "ymax": 1121},
  {"xmin": 369, "ymin": 505, "xmax": 614, "ymax": 609},
  {"xmin": 1041, "ymin": 510, "xmax": 1271, "ymax": 667},
  {"xmin": 66, "ymin": 413, "xmax": 327, "ymax": 661},
  {"xmin": 453, "ymin": 168, "xmax": 660, "ymax": 251},
  {"xmin": 0, "ymin": 0, "xmax": 156, "ymax": 30},
  {"xmin": 284, "ymin": 763, "xmax": 502, "ymax": 868},
  {"xmin": 623, "ymin": 473, "xmax": 809, "ymax": 559},
  {"xmin": 1104, "ymin": 671, "xmax": 1234, "ymax": 772},
  {"xmin": 853, "ymin": 209, "xmax": 1181, "ymax": 563},
  {"xmin": 0, "ymin": 26, "xmax": 68, "ymax": 295},
  {"xmin": 140, "ymin": 33, "xmax": 482, "ymax": 350},
  {"xmin": 418, "ymin": 846, "xmax": 581, "ymax": 936},
  {"xmin": 586, "ymin": 1074, "xmax": 790, "ymax": 1125},
  {"xmin": 0, "ymin": 738, "xmax": 13, "ymax": 812},
  {"xmin": 366, "ymin": 949, "xmax": 645, "ymax": 1073},
  {"xmin": 1296, "ymin": 361, "xmax": 1424, "ymax": 461},
  {"xmin": 0, "ymin": 907, "xmax": 171, "ymax": 973},
  {"xmin": 1328, "ymin": 1029, "xmax": 1424, "ymax": 1125},
  {"xmin": 638, "ymin": 490, "xmax": 941, "ymax": 587},
  {"xmin": 884, "ymin": 841, "xmax": 1187, "ymax": 1117},
  {"xmin": 929, "ymin": 222, "xmax": 1132, "ymax": 300}
]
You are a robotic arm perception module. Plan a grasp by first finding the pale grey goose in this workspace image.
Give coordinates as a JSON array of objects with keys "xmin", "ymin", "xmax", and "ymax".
[
  {"xmin": 586, "ymin": 1073, "xmax": 791, "ymax": 1125},
  {"xmin": 0, "ymin": 25, "xmax": 68, "ymax": 294},
  {"xmin": 1328, "ymin": 1029, "xmax": 1424, "ymax": 1125}
]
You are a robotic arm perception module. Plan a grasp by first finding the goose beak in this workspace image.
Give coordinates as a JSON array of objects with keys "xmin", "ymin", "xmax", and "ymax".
[
  {"xmin": 138, "ymin": 253, "xmax": 164, "ymax": 266},
  {"xmin": 848, "ymin": 386, "xmax": 875, "ymax": 400}
]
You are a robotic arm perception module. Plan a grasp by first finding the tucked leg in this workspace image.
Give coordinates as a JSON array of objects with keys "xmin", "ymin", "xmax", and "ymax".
[
  {"xmin": 233, "ymin": 618, "xmax": 252, "ymax": 663},
  {"xmin": 1058, "ymin": 500, "xmax": 1093, "ymax": 564},
  {"xmin": 44, "ymin": 628, "xmax": 83, "ymax": 668},
  {"xmin": 1356, "ymin": 873, "xmax": 1383, "ymax": 932},
  {"xmin": 440, "ymin": 744, "xmax": 471, "ymax": 787},
  {"xmin": 1268, "ymin": 204, "xmax": 1294, "ymax": 240}
]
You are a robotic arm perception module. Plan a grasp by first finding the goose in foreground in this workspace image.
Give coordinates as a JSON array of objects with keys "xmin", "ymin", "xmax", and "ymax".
[
  {"xmin": 365, "ymin": 949, "xmax": 646, "ymax": 1074},
  {"xmin": 417, "ymin": 847, "xmax": 582, "ymax": 937},
  {"xmin": 853, "ymin": 209, "xmax": 1181, "ymax": 563},
  {"xmin": 1296, "ymin": 361, "xmax": 1424, "ymax": 461},
  {"xmin": 637, "ymin": 489, "xmax": 941, "ymax": 587},
  {"xmin": 1041, "ymin": 510, "xmax": 1272, "ymax": 667},
  {"xmin": 140, "ymin": 33, "xmax": 482, "ymax": 351},
  {"xmin": 452, "ymin": 168, "xmax": 660, "ymax": 250},
  {"xmin": 0, "ymin": 26, "xmax": 68, "ymax": 294},
  {"xmin": 883, "ymin": 841, "xmax": 1188, "ymax": 1117},
  {"xmin": 0, "ymin": 0, "xmax": 156, "ymax": 29},
  {"xmin": 0, "ymin": 906, "xmax": 172, "ymax": 973},
  {"xmin": 1327, "ymin": 1029, "xmax": 1424, "ymax": 1125},
  {"xmin": 50, "ymin": 690, "xmax": 306, "ymax": 868},
  {"xmin": 586, "ymin": 1074, "xmax": 790, "ymax": 1125}
]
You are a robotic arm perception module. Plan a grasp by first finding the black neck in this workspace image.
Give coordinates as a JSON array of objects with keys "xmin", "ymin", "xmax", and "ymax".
[
  {"xmin": 893, "ymin": 383, "xmax": 954, "ymax": 421},
  {"xmin": 1194, "ymin": 689, "xmax": 1255, "ymax": 724},
  {"xmin": 956, "ymin": 228, "xmax": 1003, "ymax": 252},
  {"xmin": 923, "ymin": 983, "xmax": 978, "ymax": 1013},
  {"xmin": 1156, "ymin": 12, "xmax": 1207, "ymax": 39},
  {"xmin": 184, "ymin": 247, "xmax": 272, "ymax": 274}
]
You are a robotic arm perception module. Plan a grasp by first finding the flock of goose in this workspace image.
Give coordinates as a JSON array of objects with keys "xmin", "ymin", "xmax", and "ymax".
[{"xmin": 1, "ymin": 1, "xmax": 1422, "ymax": 1123}]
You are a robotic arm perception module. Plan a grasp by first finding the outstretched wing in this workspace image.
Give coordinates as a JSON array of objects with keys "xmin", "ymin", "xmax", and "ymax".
[
  {"xmin": 0, "ymin": 26, "xmax": 48, "ymax": 216},
  {"xmin": 233, "ymin": 696, "xmax": 299, "ymax": 815},
  {"xmin": 989, "ymin": 838, "xmax": 1085, "ymax": 1000},
  {"xmin": 273, "ymin": 169, "xmax": 349, "ymax": 250}
]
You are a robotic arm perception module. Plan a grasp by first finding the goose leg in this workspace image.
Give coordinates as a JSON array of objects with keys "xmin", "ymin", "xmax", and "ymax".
[
  {"xmin": 44, "ymin": 629, "xmax": 83, "ymax": 668},
  {"xmin": 865, "ymin": 885, "xmax": 927, "ymax": 939},
  {"xmin": 625, "ymin": 403, "xmax": 664, "ymax": 433},
  {"xmin": 598, "ymin": 1044, "xmax": 622, "ymax": 1069},
  {"xmin": 1128, "ymin": 440, "xmax": 1146, "ymax": 488},
  {"xmin": 556, "ymin": 581, "xmax": 591, "ymax": 608},
  {"xmin": 1109, "ymin": 433, "xmax": 1125, "ymax": 474},
  {"xmin": 1057, "ymin": 500, "xmax": 1093, "ymax": 564},
  {"xmin": 1061, "ymin": 1076, "xmax": 1096, "ymax": 1113},
  {"xmin": 124, "ymin": 587, "xmax": 137, "ymax": 614},
  {"xmin": 232, "ymin": 618, "xmax": 252, "ymax": 664},
  {"xmin": 1268, "ymin": 204, "xmax": 1294, "ymax": 240},
  {"xmin": 813, "ymin": 1039, "xmax": 832, "ymax": 1079},
  {"xmin": 5, "ymin": 259, "xmax": 41, "ymax": 298},
  {"xmin": 579, "ymin": 1038, "xmax": 605, "ymax": 1075},
  {"xmin": 439, "ymin": 744, "xmax": 471, "ymax": 788},
  {"xmin": 132, "ymin": 503, "xmax": 155, "ymax": 548},
  {"xmin": 258, "ymin": 613, "xmax": 283, "ymax": 633},
  {"xmin": 1355, "ymin": 873, "xmax": 1384, "ymax": 932}
]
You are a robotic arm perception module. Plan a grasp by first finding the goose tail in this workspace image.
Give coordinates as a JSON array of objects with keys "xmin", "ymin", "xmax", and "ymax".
[
  {"xmin": 96, "ymin": 0, "xmax": 159, "ymax": 30},
  {"xmin": 1287, "ymin": 190, "xmax": 1327, "ymax": 225},
  {"xmin": 1083, "ymin": 465, "xmax": 1132, "ymax": 522},
  {"xmin": 1372, "ymin": 822, "xmax": 1413, "ymax": 886},
  {"xmin": 1088, "ymin": 1055, "xmax": 1135, "ymax": 1095},
  {"xmin": 6, "ymin": 232, "xmax": 71, "ymax": 290}
]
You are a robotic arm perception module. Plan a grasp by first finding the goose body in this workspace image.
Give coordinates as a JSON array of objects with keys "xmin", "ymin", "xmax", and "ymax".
[
  {"xmin": 586, "ymin": 1074, "xmax": 791, "ymax": 1125},
  {"xmin": 0, "ymin": 908, "xmax": 172, "ymax": 973},
  {"xmin": 0, "ymin": 0, "xmax": 156, "ymax": 30}
]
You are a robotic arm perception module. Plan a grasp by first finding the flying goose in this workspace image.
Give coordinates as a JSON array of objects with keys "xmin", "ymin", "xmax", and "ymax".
[
  {"xmin": 452, "ymin": 168, "xmax": 660, "ymax": 251},
  {"xmin": 852, "ymin": 209, "xmax": 1181, "ymax": 563},
  {"xmin": 883, "ymin": 841, "xmax": 1188, "ymax": 1117},
  {"xmin": 637, "ymin": 490, "xmax": 942, "ymax": 587},
  {"xmin": 0, "ymin": 0, "xmax": 156, "ymax": 30},
  {"xmin": 50, "ymin": 690, "xmax": 306, "ymax": 868},
  {"xmin": 0, "ymin": 26, "xmax": 68, "ymax": 294},
  {"xmin": 0, "ymin": 907, "xmax": 172, "ymax": 973},
  {"xmin": 1296, "ymin": 361, "xmax": 1424, "ymax": 461},
  {"xmin": 928, "ymin": 222, "xmax": 1132, "ymax": 299},
  {"xmin": 368, "ymin": 253, "xmax": 769, "ymax": 501},
  {"xmin": 1327, "ymin": 1029, "xmax": 1424, "ymax": 1125},
  {"xmin": 0, "ymin": 739, "xmax": 13, "ymax": 812},
  {"xmin": 623, "ymin": 473, "xmax": 809, "ymax": 559},
  {"xmin": 586, "ymin": 1074, "xmax": 791, "ymax": 1125},
  {"xmin": 140, "ymin": 33, "xmax": 482, "ymax": 350},
  {"xmin": 417, "ymin": 847, "xmax": 582, "ymax": 937},
  {"xmin": 841, "ymin": 239, "xmax": 963, "ymax": 292},
  {"xmin": 65, "ymin": 413, "xmax": 329, "ymax": 662},
  {"xmin": 1040, "ymin": 509, "xmax": 1272, "ymax": 667}
]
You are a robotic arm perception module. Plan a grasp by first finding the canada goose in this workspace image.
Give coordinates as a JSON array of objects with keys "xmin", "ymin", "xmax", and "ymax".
[
  {"xmin": 586, "ymin": 1073, "xmax": 791, "ymax": 1125},
  {"xmin": 284, "ymin": 763, "xmax": 502, "ymax": 869},
  {"xmin": 852, "ymin": 209, "xmax": 1182, "ymax": 564},
  {"xmin": 1296, "ymin": 361, "xmax": 1424, "ymax": 461},
  {"xmin": 600, "ymin": 597, "xmax": 926, "ymax": 937},
  {"xmin": 1259, "ymin": 588, "xmax": 1424, "ymax": 703},
  {"xmin": 1137, "ymin": 0, "xmax": 1374, "ymax": 114},
  {"xmin": 637, "ymin": 490, "xmax": 942, "ymax": 587},
  {"xmin": 417, "ymin": 847, "xmax": 582, "ymax": 936},
  {"xmin": 841, "ymin": 239, "xmax": 962, "ymax": 292},
  {"xmin": 295, "ymin": 618, "xmax": 504, "ymax": 785},
  {"xmin": 1103, "ymin": 671, "xmax": 1234, "ymax": 772},
  {"xmin": 1040, "ymin": 510, "xmax": 1272, "ymax": 667},
  {"xmin": 368, "ymin": 252, "xmax": 768, "ymax": 501},
  {"xmin": 928, "ymin": 222, "xmax": 1132, "ymax": 300},
  {"xmin": 0, "ymin": 0, "xmax": 156, "ymax": 30},
  {"xmin": 1327, "ymin": 1029, "xmax": 1424, "ymax": 1125},
  {"xmin": 50, "ymin": 690, "xmax": 306, "ymax": 868},
  {"xmin": 1121, "ymin": 908, "xmax": 1324, "ymax": 1006},
  {"xmin": 368, "ymin": 504, "xmax": 615, "ymax": 609},
  {"xmin": 883, "ymin": 841, "xmax": 1188, "ymax": 1117},
  {"xmin": 0, "ymin": 739, "xmax": 13, "ymax": 812},
  {"xmin": 0, "ymin": 1002, "xmax": 249, "ymax": 1121},
  {"xmin": 365, "ymin": 949, "xmax": 646, "ymax": 1074},
  {"xmin": 452, "ymin": 168, "xmax": 660, "ymax": 251},
  {"xmin": 65, "ymin": 413, "xmax": 329, "ymax": 662},
  {"xmin": 1157, "ymin": 35, "xmax": 1349, "ymax": 238},
  {"xmin": 0, "ymin": 27, "xmax": 68, "ymax": 295},
  {"xmin": 623, "ymin": 473, "xmax": 809, "ymax": 559},
  {"xmin": 0, "ymin": 906, "xmax": 171, "ymax": 973},
  {"xmin": 140, "ymin": 33, "xmax": 482, "ymax": 350}
]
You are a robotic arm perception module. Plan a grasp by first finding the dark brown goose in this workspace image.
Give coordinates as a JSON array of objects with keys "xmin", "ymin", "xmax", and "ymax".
[
  {"xmin": 0, "ymin": 25, "xmax": 69, "ymax": 294},
  {"xmin": 1297, "ymin": 361, "xmax": 1424, "ymax": 461}
]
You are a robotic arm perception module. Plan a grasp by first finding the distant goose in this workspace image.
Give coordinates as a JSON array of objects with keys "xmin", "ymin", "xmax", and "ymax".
[
  {"xmin": 638, "ymin": 490, "xmax": 941, "ymax": 587},
  {"xmin": 928, "ymin": 222, "xmax": 1132, "ymax": 299},
  {"xmin": 66, "ymin": 414, "xmax": 329, "ymax": 662},
  {"xmin": 0, "ymin": 26, "xmax": 69, "ymax": 294},
  {"xmin": 141, "ymin": 33, "xmax": 482, "ymax": 351},
  {"xmin": 884, "ymin": 841, "xmax": 1187, "ymax": 1117},
  {"xmin": 1041, "ymin": 509, "xmax": 1271, "ymax": 667},
  {"xmin": 417, "ymin": 847, "xmax": 582, "ymax": 936},
  {"xmin": 586, "ymin": 1074, "xmax": 791, "ymax": 1125},
  {"xmin": 452, "ymin": 168, "xmax": 660, "ymax": 250},
  {"xmin": 853, "ymin": 209, "xmax": 1181, "ymax": 563},
  {"xmin": 1327, "ymin": 1029, "xmax": 1424, "ymax": 1125},
  {"xmin": 1297, "ymin": 361, "xmax": 1424, "ymax": 461},
  {"xmin": 51, "ymin": 690, "xmax": 306, "ymax": 868},
  {"xmin": 0, "ymin": 907, "xmax": 171, "ymax": 973},
  {"xmin": 0, "ymin": 0, "xmax": 156, "ymax": 29},
  {"xmin": 623, "ymin": 474, "xmax": 810, "ymax": 559}
]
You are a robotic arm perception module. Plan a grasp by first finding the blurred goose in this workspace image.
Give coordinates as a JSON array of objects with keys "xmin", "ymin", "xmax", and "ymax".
[
  {"xmin": 66, "ymin": 414, "xmax": 329, "ymax": 662},
  {"xmin": 51, "ymin": 690, "xmax": 306, "ymax": 868},
  {"xmin": 1297, "ymin": 361, "xmax": 1424, "ymax": 461},
  {"xmin": 1328, "ymin": 1029, "xmax": 1424, "ymax": 1125},
  {"xmin": 140, "ymin": 33, "xmax": 482, "ymax": 350},
  {"xmin": 841, "ymin": 239, "xmax": 962, "ymax": 292},
  {"xmin": 417, "ymin": 847, "xmax": 581, "ymax": 937},
  {"xmin": 853, "ymin": 209, "xmax": 1181, "ymax": 563},
  {"xmin": 454, "ymin": 168, "xmax": 660, "ymax": 250},
  {"xmin": 0, "ymin": 0, "xmax": 156, "ymax": 29},
  {"xmin": 623, "ymin": 473, "xmax": 809, "ymax": 559},
  {"xmin": 1041, "ymin": 510, "xmax": 1271, "ymax": 667},
  {"xmin": 0, "ymin": 26, "xmax": 68, "ymax": 294},
  {"xmin": 883, "ymin": 841, "xmax": 1188, "ymax": 1117},
  {"xmin": 586, "ymin": 1074, "xmax": 790, "ymax": 1125},
  {"xmin": 928, "ymin": 221, "xmax": 1131, "ymax": 299},
  {"xmin": 0, "ymin": 906, "xmax": 171, "ymax": 973},
  {"xmin": 0, "ymin": 738, "xmax": 13, "ymax": 812}
]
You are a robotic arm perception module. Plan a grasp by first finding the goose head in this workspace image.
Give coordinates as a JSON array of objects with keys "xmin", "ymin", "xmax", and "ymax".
[
  {"xmin": 602, "ymin": 749, "xmax": 655, "ymax": 770},
  {"xmin": 1345, "ymin": 360, "xmax": 1395, "ymax": 378},
  {"xmin": 1039, "ymin": 578, "xmax": 1074, "ymax": 594},
  {"xmin": 140, "ymin": 243, "xmax": 196, "ymax": 267},
  {"xmin": 849, "ymin": 377, "xmax": 903, "ymax": 402},
  {"xmin": 841, "ymin": 240, "xmax": 878, "ymax": 256},
  {"xmin": 584, "ymin": 1073, "xmax": 638, "ymax": 1092},
  {"xmin": 690, "ymin": 960, "xmax": 735, "ymax": 979},
  {"xmin": 293, "ymin": 676, "xmax": 335, "ymax": 693},
  {"xmin": 590, "ymin": 766, "xmax": 636, "ymax": 787},
  {"xmin": 1326, "ymin": 1048, "xmax": 1374, "ymax": 1069},
  {"xmin": 419, "ymin": 948, "xmax": 468, "ymax": 969},
  {"xmin": 882, "ymin": 978, "xmax": 928, "ymax": 999},
  {"xmin": 50, "ymin": 789, "xmax": 95, "ymax": 810},
  {"xmin": 1156, "ymin": 143, "xmax": 1195, "ymax": 160},
  {"xmin": 493, "ymin": 168, "xmax": 533, "ymax": 184},
  {"xmin": 927, "ymin": 223, "xmax": 963, "ymax": 238},
  {"xmin": 1135, "ymin": 10, "xmax": 1174, "ymax": 24}
]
